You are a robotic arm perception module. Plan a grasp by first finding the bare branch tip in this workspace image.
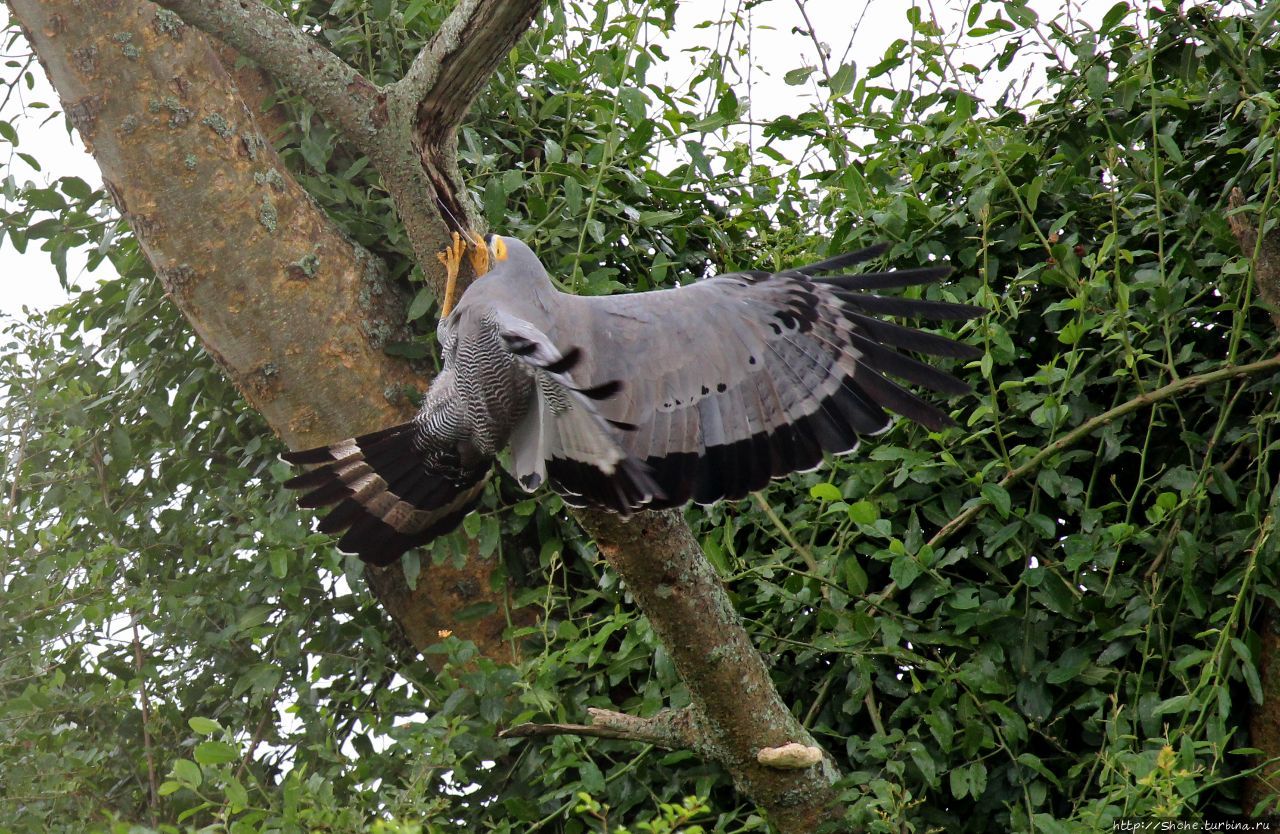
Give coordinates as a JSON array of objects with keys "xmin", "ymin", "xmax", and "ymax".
[{"xmin": 757, "ymin": 742, "xmax": 825, "ymax": 770}]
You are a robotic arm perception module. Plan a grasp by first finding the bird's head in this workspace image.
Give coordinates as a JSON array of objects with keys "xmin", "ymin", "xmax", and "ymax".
[{"xmin": 484, "ymin": 233, "xmax": 544, "ymax": 275}]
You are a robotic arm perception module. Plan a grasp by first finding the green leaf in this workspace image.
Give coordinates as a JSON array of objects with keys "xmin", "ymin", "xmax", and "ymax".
[
  {"xmin": 1152, "ymin": 694, "xmax": 1195, "ymax": 716},
  {"xmin": 224, "ymin": 776, "xmax": 249, "ymax": 811},
  {"xmin": 188, "ymin": 717, "xmax": 223, "ymax": 735},
  {"xmin": 402, "ymin": 551, "xmax": 421, "ymax": 590},
  {"xmin": 847, "ymin": 500, "xmax": 878, "ymax": 525},
  {"xmin": 269, "ymin": 549, "xmax": 288, "ymax": 579},
  {"xmin": 1005, "ymin": 2, "xmax": 1038, "ymax": 27},
  {"xmin": 809, "ymin": 482, "xmax": 842, "ymax": 502},
  {"xmin": 194, "ymin": 740, "xmax": 240, "ymax": 766},
  {"xmin": 843, "ymin": 556, "xmax": 868, "ymax": 596},
  {"xmin": 784, "ymin": 67, "xmax": 815, "ymax": 86},
  {"xmin": 1101, "ymin": 2, "xmax": 1131, "ymax": 32},
  {"xmin": 172, "ymin": 758, "xmax": 202, "ymax": 788},
  {"xmin": 981, "ymin": 483, "xmax": 1011, "ymax": 518},
  {"xmin": 890, "ymin": 553, "xmax": 921, "ymax": 589},
  {"xmin": 406, "ymin": 287, "xmax": 434, "ymax": 322},
  {"xmin": 236, "ymin": 604, "xmax": 273, "ymax": 633},
  {"xmin": 483, "ymin": 176, "xmax": 506, "ymax": 222},
  {"xmin": 59, "ymin": 177, "xmax": 93, "ymax": 200},
  {"xmin": 637, "ymin": 209, "xmax": 682, "ymax": 227},
  {"xmin": 1031, "ymin": 814, "xmax": 1073, "ymax": 834},
  {"xmin": 829, "ymin": 63, "xmax": 856, "ymax": 97},
  {"xmin": 579, "ymin": 760, "xmax": 606, "ymax": 793}
]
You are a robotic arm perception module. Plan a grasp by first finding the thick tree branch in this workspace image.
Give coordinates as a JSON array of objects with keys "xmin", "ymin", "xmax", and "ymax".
[
  {"xmin": 584, "ymin": 509, "xmax": 847, "ymax": 832},
  {"xmin": 387, "ymin": 0, "xmax": 543, "ymax": 239},
  {"xmin": 396, "ymin": 0, "xmax": 541, "ymax": 123}
]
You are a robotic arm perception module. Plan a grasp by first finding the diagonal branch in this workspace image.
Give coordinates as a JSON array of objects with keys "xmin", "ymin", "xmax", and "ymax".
[
  {"xmin": 584, "ymin": 509, "xmax": 846, "ymax": 832},
  {"xmin": 501, "ymin": 706, "xmax": 706, "ymax": 753},
  {"xmin": 928, "ymin": 354, "xmax": 1280, "ymax": 550},
  {"xmin": 863, "ymin": 353, "xmax": 1280, "ymax": 615}
]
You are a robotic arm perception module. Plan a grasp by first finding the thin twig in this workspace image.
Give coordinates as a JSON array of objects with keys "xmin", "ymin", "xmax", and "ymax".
[
  {"xmin": 753, "ymin": 493, "xmax": 824, "ymax": 585},
  {"xmin": 131, "ymin": 613, "xmax": 159, "ymax": 828}
]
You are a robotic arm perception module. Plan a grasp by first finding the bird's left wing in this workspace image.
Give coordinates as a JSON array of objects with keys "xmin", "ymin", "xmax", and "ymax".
[{"xmin": 543, "ymin": 247, "xmax": 983, "ymax": 508}]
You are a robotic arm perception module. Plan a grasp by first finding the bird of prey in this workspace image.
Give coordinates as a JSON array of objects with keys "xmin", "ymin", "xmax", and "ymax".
[{"xmin": 282, "ymin": 233, "xmax": 983, "ymax": 566}]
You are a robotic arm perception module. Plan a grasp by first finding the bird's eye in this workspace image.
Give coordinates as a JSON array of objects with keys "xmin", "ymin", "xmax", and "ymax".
[{"xmin": 492, "ymin": 238, "xmax": 509, "ymax": 261}]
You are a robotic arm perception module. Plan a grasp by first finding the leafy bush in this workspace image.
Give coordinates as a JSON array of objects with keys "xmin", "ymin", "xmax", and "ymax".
[{"xmin": 3, "ymin": 1, "xmax": 1280, "ymax": 831}]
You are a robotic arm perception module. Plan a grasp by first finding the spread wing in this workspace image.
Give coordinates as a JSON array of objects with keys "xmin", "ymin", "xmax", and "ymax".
[{"xmin": 541, "ymin": 245, "xmax": 983, "ymax": 508}]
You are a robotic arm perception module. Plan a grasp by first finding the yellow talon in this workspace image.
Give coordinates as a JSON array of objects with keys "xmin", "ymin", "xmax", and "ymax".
[
  {"xmin": 466, "ymin": 230, "xmax": 490, "ymax": 278},
  {"xmin": 436, "ymin": 231, "xmax": 493, "ymax": 317},
  {"xmin": 435, "ymin": 231, "xmax": 466, "ymax": 317}
]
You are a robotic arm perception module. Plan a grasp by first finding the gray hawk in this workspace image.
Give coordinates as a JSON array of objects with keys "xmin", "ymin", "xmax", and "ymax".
[{"xmin": 282, "ymin": 233, "xmax": 983, "ymax": 565}]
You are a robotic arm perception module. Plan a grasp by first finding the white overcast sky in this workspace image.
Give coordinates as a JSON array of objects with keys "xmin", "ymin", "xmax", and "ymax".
[{"xmin": 0, "ymin": 0, "xmax": 1109, "ymax": 318}]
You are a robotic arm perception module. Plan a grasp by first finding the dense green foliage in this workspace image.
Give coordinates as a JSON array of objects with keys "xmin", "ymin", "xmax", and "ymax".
[{"xmin": 4, "ymin": 0, "xmax": 1280, "ymax": 831}]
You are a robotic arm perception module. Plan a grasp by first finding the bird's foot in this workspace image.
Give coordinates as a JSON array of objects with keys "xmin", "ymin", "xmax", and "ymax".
[
  {"xmin": 435, "ymin": 231, "xmax": 466, "ymax": 317},
  {"xmin": 466, "ymin": 231, "xmax": 490, "ymax": 278}
]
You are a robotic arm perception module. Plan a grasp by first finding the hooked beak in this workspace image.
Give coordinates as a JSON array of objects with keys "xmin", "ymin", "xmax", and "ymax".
[{"xmin": 486, "ymin": 233, "xmax": 509, "ymax": 262}]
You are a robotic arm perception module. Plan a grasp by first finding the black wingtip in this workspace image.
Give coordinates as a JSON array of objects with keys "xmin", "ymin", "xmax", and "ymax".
[
  {"xmin": 281, "ymin": 446, "xmax": 335, "ymax": 465},
  {"xmin": 838, "ymin": 293, "xmax": 986, "ymax": 321},
  {"xmin": 817, "ymin": 264, "xmax": 955, "ymax": 291},
  {"xmin": 284, "ymin": 467, "xmax": 335, "ymax": 490},
  {"xmin": 795, "ymin": 242, "xmax": 892, "ymax": 276}
]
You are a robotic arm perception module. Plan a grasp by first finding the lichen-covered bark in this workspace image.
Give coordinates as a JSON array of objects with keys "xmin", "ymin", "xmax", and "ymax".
[
  {"xmin": 8, "ymin": 0, "xmax": 521, "ymax": 663},
  {"xmin": 149, "ymin": 0, "xmax": 542, "ymax": 302},
  {"xmin": 588, "ymin": 509, "xmax": 847, "ymax": 831},
  {"xmin": 393, "ymin": 0, "xmax": 543, "ymax": 236}
]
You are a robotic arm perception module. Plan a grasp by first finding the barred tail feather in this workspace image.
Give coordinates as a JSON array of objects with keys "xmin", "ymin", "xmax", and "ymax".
[{"xmin": 282, "ymin": 423, "xmax": 488, "ymax": 566}]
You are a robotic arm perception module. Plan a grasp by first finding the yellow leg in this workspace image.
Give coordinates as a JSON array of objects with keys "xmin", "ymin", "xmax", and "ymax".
[
  {"xmin": 435, "ymin": 231, "xmax": 465, "ymax": 317},
  {"xmin": 465, "ymin": 230, "xmax": 490, "ymax": 278}
]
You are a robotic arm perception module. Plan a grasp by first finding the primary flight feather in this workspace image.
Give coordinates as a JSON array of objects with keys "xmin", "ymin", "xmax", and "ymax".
[{"xmin": 282, "ymin": 235, "xmax": 983, "ymax": 566}]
